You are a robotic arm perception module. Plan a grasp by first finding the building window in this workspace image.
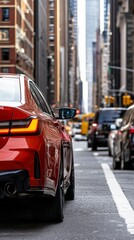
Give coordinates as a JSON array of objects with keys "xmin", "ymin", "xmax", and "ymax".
[
  {"xmin": 49, "ymin": 1, "xmax": 54, "ymax": 8},
  {"xmin": 2, "ymin": 8, "xmax": 10, "ymax": 22},
  {"xmin": 49, "ymin": 25, "xmax": 54, "ymax": 33},
  {"xmin": 2, "ymin": 48, "xmax": 10, "ymax": 61},
  {"xmin": 0, "ymin": 29, "xmax": 9, "ymax": 41},
  {"xmin": 49, "ymin": 18, "xmax": 54, "ymax": 25},
  {"xmin": 1, "ymin": 67, "xmax": 9, "ymax": 73}
]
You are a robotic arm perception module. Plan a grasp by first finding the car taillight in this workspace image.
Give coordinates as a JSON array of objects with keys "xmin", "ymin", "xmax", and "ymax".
[
  {"xmin": 92, "ymin": 123, "xmax": 98, "ymax": 128},
  {"xmin": 0, "ymin": 118, "xmax": 39, "ymax": 135},
  {"xmin": 129, "ymin": 126, "xmax": 134, "ymax": 134},
  {"xmin": 0, "ymin": 121, "xmax": 10, "ymax": 135}
]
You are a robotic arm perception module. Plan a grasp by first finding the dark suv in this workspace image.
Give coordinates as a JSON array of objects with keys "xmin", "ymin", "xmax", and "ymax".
[{"xmin": 87, "ymin": 107, "xmax": 126, "ymax": 150}]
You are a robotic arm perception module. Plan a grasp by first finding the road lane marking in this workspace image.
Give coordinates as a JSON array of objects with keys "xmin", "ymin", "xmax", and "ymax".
[
  {"xmin": 74, "ymin": 163, "xmax": 80, "ymax": 167},
  {"xmin": 93, "ymin": 152, "xmax": 99, "ymax": 156},
  {"xmin": 102, "ymin": 163, "xmax": 134, "ymax": 235},
  {"xmin": 74, "ymin": 148, "xmax": 91, "ymax": 152}
]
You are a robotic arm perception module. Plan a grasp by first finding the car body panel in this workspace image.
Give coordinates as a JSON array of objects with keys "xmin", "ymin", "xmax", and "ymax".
[
  {"xmin": 113, "ymin": 105, "xmax": 134, "ymax": 169},
  {"xmin": 0, "ymin": 74, "xmax": 76, "ymax": 200}
]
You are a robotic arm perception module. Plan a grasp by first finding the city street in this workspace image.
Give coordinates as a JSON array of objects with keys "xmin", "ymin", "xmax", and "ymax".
[{"xmin": 0, "ymin": 140, "xmax": 134, "ymax": 239}]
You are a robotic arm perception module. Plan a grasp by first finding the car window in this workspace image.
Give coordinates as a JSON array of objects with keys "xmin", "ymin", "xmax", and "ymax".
[
  {"xmin": 0, "ymin": 77, "xmax": 20, "ymax": 102},
  {"xmin": 29, "ymin": 81, "xmax": 52, "ymax": 115},
  {"xmin": 98, "ymin": 110, "xmax": 126, "ymax": 123},
  {"xmin": 73, "ymin": 123, "xmax": 81, "ymax": 129}
]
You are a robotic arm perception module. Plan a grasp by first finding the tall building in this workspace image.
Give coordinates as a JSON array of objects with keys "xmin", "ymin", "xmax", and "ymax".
[
  {"xmin": 100, "ymin": 0, "xmax": 111, "ymax": 103},
  {"xmin": 70, "ymin": 0, "xmax": 78, "ymax": 44},
  {"xmin": 0, "ymin": 0, "xmax": 34, "ymax": 79},
  {"xmin": 47, "ymin": 0, "xmax": 80, "ymax": 109},
  {"xmin": 68, "ymin": 0, "xmax": 80, "ymax": 109},
  {"xmin": 69, "ymin": 0, "xmax": 82, "ymax": 111},
  {"xmin": 47, "ymin": 0, "xmax": 61, "ymax": 106},
  {"xmin": 34, "ymin": 0, "xmax": 48, "ymax": 99},
  {"xmin": 116, "ymin": 0, "xmax": 134, "ymax": 94},
  {"xmin": 60, "ymin": 0, "xmax": 69, "ymax": 106},
  {"xmin": 103, "ymin": 0, "xmax": 109, "ymax": 43},
  {"xmin": 85, "ymin": 0, "xmax": 100, "ymax": 112},
  {"xmin": 110, "ymin": 0, "xmax": 120, "ymax": 95}
]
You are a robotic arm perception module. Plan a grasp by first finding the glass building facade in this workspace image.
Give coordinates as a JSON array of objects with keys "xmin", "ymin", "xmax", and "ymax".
[
  {"xmin": 70, "ymin": 0, "xmax": 78, "ymax": 44},
  {"xmin": 86, "ymin": 0, "xmax": 100, "ymax": 112}
]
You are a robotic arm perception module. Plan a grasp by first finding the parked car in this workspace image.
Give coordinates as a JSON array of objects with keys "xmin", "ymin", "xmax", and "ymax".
[
  {"xmin": 87, "ymin": 107, "xmax": 126, "ymax": 151},
  {"xmin": 113, "ymin": 104, "xmax": 134, "ymax": 170},
  {"xmin": 108, "ymin": 118, "xmax": 123, "ymax": 156},
  {"xmin": 0, "ymin": 73, "xmax": 76, "ymax": 222}
]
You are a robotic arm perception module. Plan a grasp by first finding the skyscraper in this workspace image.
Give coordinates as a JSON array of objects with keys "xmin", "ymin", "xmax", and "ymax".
[
  {"xmin": 86, "ymin": 0, "xmax": 100, "ymax": 112},
  {"xmin": 70, "ymin": 0, "xmax": 78, "ymax": 44}
]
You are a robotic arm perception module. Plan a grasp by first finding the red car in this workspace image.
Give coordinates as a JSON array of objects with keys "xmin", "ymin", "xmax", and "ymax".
[{"xmin": 0, "ymin": 73, "xmax": 76, "ymax": 222}]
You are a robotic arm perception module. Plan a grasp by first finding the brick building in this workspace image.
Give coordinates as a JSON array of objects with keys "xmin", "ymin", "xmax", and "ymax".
[{"xmin": 0, "ymin": 0, "xmax": 34, "ymax": 79}]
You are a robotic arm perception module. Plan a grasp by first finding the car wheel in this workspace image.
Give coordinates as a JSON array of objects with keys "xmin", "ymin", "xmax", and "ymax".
[
  {"xmin": 65, "ymin": 155, "xmax": 75, "ymax": 200},
  {"xmin": 112, "ymin": 155, "xmax": 121, "ymax": 170},
  {"xmin": 92, "ymin": 139, "xmax": 97, "ymax": 151},
  {"xmin": 121, "ymin": 150, "xmax": 129, "ymax": 170},
  {"xmin": 108, "ymin": 147, "xmax": 112, "ymax": 156},
  {"xmin": 121, "ymin": 150, "xmax": 126, "ymax": 170},
  {"xmin": 121, "ymin": 150, "xmax": 132, "ymax": 170},
  {"xmin": 87, "ymin": 141, "xmax": 91, "ymax": 148},
  {"xmin": 48, "ymin": 159, "xmax": 64, "ymax": 222},
  {"xmin": 112, "ymin": 146, "xmax": 121, "ymax": 170},
  {"xmin": 31, "ymin": 160, "xmax": 64, "ymax": 223}
]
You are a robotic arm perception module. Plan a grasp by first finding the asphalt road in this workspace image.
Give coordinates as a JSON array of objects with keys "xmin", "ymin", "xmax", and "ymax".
[{"xmin": 0, "ymin": 140, "xmax": 134, "ymax": 240}]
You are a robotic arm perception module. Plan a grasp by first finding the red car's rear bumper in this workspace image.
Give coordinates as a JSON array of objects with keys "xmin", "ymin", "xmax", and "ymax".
[{"xmin": 0, "ymin": 169, "xmax": 29, "ymax": 198}]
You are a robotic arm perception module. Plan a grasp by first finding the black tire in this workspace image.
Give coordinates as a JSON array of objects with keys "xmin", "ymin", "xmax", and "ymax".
[
  {"xmin": 92, "ymin": 139, "xmax": 97, "ymax": 151},
  {"xmin": 121, "ymin": 150, "xmax": 132, "ymax": 170},
  {"xmin": 48, "ymin": 169, "xmax": 64, "ymax": 222},
  {"xmin": 65, "ymin": 155, "xmax": 75, "ymax": 201},
  {"xmin": 87, "ymin": 141, "xmax": 91, "ymax": 148},
  {"xmin": 108, "ymin": 147, "xmax": 112, "ymax": 156},
  {"xmin": 31, "ymin": 197, "xmax": 48, "ymax": 222},
  {"xmin": 31, "ymin": 160, "xmax": 64, "ymax": 223},
  {"xmin": 112, "ymin": 155, "xmax": 121, "ymax": 170}
]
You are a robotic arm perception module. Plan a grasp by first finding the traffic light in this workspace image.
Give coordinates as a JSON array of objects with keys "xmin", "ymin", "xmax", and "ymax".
[
  {"xmin": 110, "ymin": 96, "xmax": 115, "ymax": 104},
  {"xmin": 105, "ymin": 96, "xmax": 115, "ymax": 105},
  {"xmin": 105, "ymin": 96, "xmax": 109, "ymax": 104},
  {"xmin": 123, "ymin": 94, "xmax": 131, "ymax": 106}
]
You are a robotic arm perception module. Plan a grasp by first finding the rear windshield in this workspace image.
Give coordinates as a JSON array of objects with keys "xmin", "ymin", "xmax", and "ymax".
[
  {"xmin": 98, "ymin": 110, "xmax": 126, "ymax": 123},
  {"xmin": 73, "ymin": 123, "xmax": 81, "ymax": 129},
  {"xmin": 0, "ymin": 77, "xmax": 20, "ymax": 102}
]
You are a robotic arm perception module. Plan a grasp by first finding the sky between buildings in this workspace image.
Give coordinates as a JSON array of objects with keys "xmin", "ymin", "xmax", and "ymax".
[{"xmin": 77, "ymin": 0, "xmax": 104, "ymax": 112}]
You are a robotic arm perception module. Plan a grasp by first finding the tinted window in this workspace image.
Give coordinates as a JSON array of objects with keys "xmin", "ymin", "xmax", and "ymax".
[
  {"xmin": 98, "ymin": 110, "xmax": 126, "ymax": 123},
  {"xmin": 29, "ymin": 81, "xmax": 52, "ymax": 115},
  {"xmin": 2, "ymin": 8, "xmax": 10, "ymax": 21},
  {"xmin": 73, "ymin": 123, "xmax": 81, "ymax": 129},
  {"xmin": 2, "ymin": 48, "xmax": 9, "ymax": 60},
  {"xmin": 0, "ymin": 77, "xmax": 20, "ymax": 101}
]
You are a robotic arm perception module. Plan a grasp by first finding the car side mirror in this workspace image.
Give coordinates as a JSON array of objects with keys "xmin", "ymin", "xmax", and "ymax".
[
  {"xmin": 53, "ymin": 107, "xmax": 76, "ymax": 120},
  {"xmin": 110, "ymin": 124, "xmax": 117, "ymax": 130}
]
